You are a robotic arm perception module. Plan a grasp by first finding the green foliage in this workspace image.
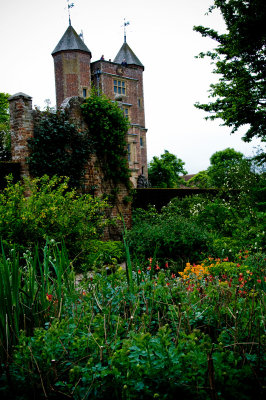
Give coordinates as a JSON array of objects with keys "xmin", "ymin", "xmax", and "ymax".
[
  {"xmin": 27, "ymin": 109, "xmax": 92, "ymax": 188},
  {"xmin": 80, "ymin": 239, "xmax": 124, "ymax": 271},
  {"xmin": 0, "ymin": 175, "xmax": 109, "ymax": 260},
  {"xmin": 81, "ymin": 90, "xmax": 131, "ymax": 187},
  {"xmin": 1, "ymin": 253, "xmax": 264, "ymax": 399},
  {"xmin": 0, "ymin": 92, "xmax": 11, "ymax": 161},
  {"xmin": 0, "ymin": 241, "xmax": 76, "ymax": 360},
  {"xmin": 194, "ymin": 0, "xmax": 266, "ymax": 162},
  {"xmin": 187, "ymin": 170, "xmax": 211, "ymax": 188},
  {"xmin": 207, "ymin": 147, "xmax": 246, "ymax": 188},
  {"xmin": 0, "ymin": 93, "xmax": 9, "ymax": 126},
  {"xmin": 126, "ymin": 205, "xmax": 212, "ymax": 262},
  {"xmin": 148, "ymin": 150, "xmax": 187, "ymax": 188}
]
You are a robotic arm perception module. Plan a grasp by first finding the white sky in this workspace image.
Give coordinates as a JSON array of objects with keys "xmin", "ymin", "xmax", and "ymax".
[{"xmin": 0, "ymin": 0, "xmax": 264, "ymax": 173}]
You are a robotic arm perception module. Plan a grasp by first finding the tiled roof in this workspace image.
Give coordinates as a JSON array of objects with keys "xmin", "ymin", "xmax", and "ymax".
[
  {"xmin": 52, "ymin": 25, "xmax": 91, "ymax": 56},
  {"xmin": 114, "ymin": 42, "xmax": 143, "ymax": 67}
]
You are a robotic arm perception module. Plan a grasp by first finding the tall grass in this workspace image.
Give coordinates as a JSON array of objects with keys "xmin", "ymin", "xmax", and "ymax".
[{"xmin": 0, "ymin": 241, "xmax": 75, "ymax": 361}]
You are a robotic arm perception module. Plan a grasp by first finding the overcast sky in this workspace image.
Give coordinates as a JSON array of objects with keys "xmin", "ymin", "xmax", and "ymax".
[{"xmin": 0, "ymin": 0, "xmax": 264, "ymax": 173}]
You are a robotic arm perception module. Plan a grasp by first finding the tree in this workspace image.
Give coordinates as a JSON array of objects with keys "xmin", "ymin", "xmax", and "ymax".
[
  {"xmin": 0, "ymin": 92, "xmax": 11, "ymax": 161},
  {"xmin": 207, "ymin": 147, "xmax": 245, "ymax": 188},
  {"xmin": 187, "ymin": 170, "xmax": 211, "ymax": 188},
  {"xmin": 194, "ymin": 0, "xmax": 266, "ymax": 162},
  {"xmin": 148, "ymin": 150, "xmax": 187, "ymax": 188}
]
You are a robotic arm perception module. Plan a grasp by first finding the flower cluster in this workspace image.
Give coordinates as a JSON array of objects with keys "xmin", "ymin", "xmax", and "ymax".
[{"xmin": 178, "ymin": 263, "xmax": 210, "ymax": 280}]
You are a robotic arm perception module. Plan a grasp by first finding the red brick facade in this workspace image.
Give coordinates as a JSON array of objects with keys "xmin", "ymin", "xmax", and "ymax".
[
  {"xmin": 52, "ymin": 26, "xmax": 148, "ymax": 187},
  {"xmin": 91, "ymin": 60, "xmax": 148, "ymax": 186},
  {"xmin": 8, "ymin": 93, "xmax": 33, "ymax": 178},
  {"xmin": 53, "ymin": 51, "xmax": 91, "ymax": 108}
]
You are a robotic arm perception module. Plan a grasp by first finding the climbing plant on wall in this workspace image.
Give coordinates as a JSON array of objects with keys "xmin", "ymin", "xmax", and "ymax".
[
  {"xmin": 27, "ymin": 110, "xmax": 93, "ymax": 188},
  {"xmin": 81, "ymin": 90, "xmax": 131, "ymax": 188}
]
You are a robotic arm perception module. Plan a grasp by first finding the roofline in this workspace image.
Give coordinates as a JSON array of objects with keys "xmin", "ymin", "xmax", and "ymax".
[
  {"xmin": 91, "ymin": 59, "xmax": 144, "ymax": 70},
  {"xmin": 52, "ymin": 48, "xmax": 92, "ymax": 57}
]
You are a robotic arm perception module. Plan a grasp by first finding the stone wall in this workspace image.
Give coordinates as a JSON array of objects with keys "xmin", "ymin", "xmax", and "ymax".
[{"xmin": 8, "ymin": 93, "xmax": 131, "ymax": 239}]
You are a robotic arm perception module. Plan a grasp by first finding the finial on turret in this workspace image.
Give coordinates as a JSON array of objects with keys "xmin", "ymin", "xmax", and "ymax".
[
  {"xmin": 67, "ymin": 0, "xmax": 74, "ymax": 26},
  {"xmin": 123, "ymin": 19, "xmax": 130, "ymax": 43}
]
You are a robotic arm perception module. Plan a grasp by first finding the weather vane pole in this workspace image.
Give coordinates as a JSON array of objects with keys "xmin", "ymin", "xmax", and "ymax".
[
  {"xmin": 123, "ymin": 18, "xmax": 130, "ymax": 43},
  {"xmin": 67, "ymin": 0, "xmax": 75, "ymax": 26}
]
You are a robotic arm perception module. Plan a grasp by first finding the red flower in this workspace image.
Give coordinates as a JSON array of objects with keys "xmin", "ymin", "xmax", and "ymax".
[
  {"xmin": 171, "ymin": 273, "xmax": 176, "ymax": 278},
  {"xmin": 138, "ymin": 269, "xmax": 141, "ymax": 274},
  {"xmin": 166, "ymin": 282, "xmax": 170, "ymax": 286},
  {"xmin": 46, "ymin": 294, "xmax": 52, "ymax": 301},
  {"xmin": 147, "ymin": 266, "xmax": 151, "ymax": 271},
  {"xmin": 156, "ymin": 264, "xmax": 160, "ymax": 271},
  {"xmin": 165, "ymin": 262, "xmax": 169, "ymax": 268},
  {"xmin": 257, "ymin": 279, "xmax": 261, "ymax": 284}
]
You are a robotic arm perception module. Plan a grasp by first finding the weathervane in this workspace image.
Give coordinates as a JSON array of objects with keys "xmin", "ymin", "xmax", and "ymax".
[
  {"xmin": 123, "ymin": 19, "xmax": 130, "ymax": 43},
  {"xmin": 67, "ymin": 0, "xmax": 74, "ymax": 26}
]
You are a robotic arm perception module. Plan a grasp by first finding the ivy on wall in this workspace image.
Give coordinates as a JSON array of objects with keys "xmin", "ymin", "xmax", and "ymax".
[
  {"xmin": 81, "ymin": 90, "xmax": 131, "ymax": 188},
  {"xmin": 27, "ymin": 91, "xmax": 131, "ymax": 190},
  {"xmin": 27, "ymin": 110, "xmax": 93, "ymax": 188}
]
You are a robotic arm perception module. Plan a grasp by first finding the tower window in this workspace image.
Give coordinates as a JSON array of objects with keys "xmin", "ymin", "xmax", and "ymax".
[
  {"xmin": 83, "ymin": 88, "xmax": 87, "ymax": 98},
  {"xmin": 138, "ymin": 98, "xmax": 141, "ymax": 108},
  {"xmin": 114, "ymin": 80, "xmax": 126, "ymax": 95},
  {"xmin": 128, "ymin": 144, "xmax": 131, "ymax": 162},
  {"xmin": 140, "ymin": 137, "xmax": 143, "ymax": 147},
  {"xmin": 124, "ymin": 108, "xmax": 129, "ymax": 119}
]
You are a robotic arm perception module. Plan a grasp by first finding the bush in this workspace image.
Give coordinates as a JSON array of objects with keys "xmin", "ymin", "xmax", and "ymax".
[
  {"xmin": 80, "ymin": 239, "xmax": 124, "ymax": 272},
  {"xmin": 0, "ymin": 175, "xmax": 109, "ymax": 260},
  {"xmin": 126, "ymin": 206, "xmax": 212, "ymax": 262}
]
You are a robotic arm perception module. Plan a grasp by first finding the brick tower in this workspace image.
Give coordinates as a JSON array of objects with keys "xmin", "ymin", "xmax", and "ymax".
[
  {"xmin": 52, "ymin": 26, "xmax": 148, "ymax": 187},
  {"xmin": 52, "ymin": 24, "xmax": 92, "ymax": 108}
]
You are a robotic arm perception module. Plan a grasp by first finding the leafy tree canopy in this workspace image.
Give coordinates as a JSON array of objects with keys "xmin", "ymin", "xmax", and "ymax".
[
  {"xmin": 0, "ymin": 92, "xmax": 11, "ymax": 161},
  {"xmin": 207, "ymin": 147, "xmax": 246, "ymax": 188},
  {"xmin": 148, "ymin": 150, "xmax": 187, "ymax": 188},
  {"xmin": 0, "ymin": 92, "xmax": 9, "ymax": 126},
  {"xmin": 194, "ymin": 0, "xmax": 266, "ymax": 162},
  {"xmin": 187, "ymin": 170, "xmax": 211, "ymax": 188}
]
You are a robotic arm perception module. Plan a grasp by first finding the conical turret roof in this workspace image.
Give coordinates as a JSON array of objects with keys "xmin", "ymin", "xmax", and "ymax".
[
  {"xmin": 52, "ymin": 25, "xmax": 91, "ymax": 57},
  {"xmin": 114, "ymin": 42, "xmax": 143, "ymax": 67}
]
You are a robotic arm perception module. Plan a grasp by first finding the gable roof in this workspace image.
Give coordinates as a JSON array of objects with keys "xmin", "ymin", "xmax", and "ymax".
[
  {"xmin": 113, "ymin": 42, "xmax": 144, "ymax": 67},
  {"xmin": 52, "ymin": 25, "xmax": 91, "ymax": 57}
]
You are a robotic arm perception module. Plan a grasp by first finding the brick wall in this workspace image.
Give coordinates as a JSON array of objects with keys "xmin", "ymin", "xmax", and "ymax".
[
  {"xmin": 8, "ymin": 93, "xmax": 34, "ymax": 178},
  {"xmin": 91, "ymin": 60, "xmax": 148, "ymax": 186},
  {"xmin": 53, "ymin": 51, "xmax": 91, "ymax": 108},
  {"xmin": 8, "ymin": 93, "xmax": 131, "ymax": 238}
]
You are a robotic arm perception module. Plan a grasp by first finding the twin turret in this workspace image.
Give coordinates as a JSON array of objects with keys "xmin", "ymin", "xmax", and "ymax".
[{"xmin": 52, "ymin": 25, "xmax": 148, "ymax": 186}]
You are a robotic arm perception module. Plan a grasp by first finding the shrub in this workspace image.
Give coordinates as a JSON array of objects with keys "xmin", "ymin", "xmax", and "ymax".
[
  {"xmin": 126, "ymin": 206, "xmax": 212, "ymax": 262},
  {"xmin": 0, "ymin": 175, "xmax": 109, "ymax": 260}
]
